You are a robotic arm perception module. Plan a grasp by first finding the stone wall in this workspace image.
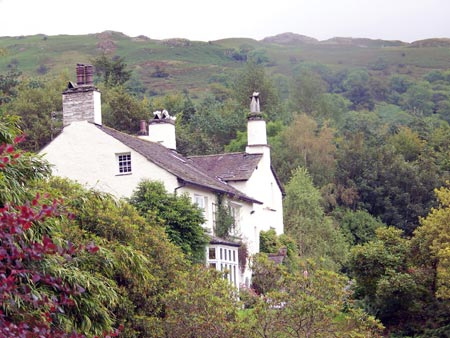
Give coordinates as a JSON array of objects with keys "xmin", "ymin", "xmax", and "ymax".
[{"xmin": 62, "ymin": 87, "xmax": 101, "ymax": 126}]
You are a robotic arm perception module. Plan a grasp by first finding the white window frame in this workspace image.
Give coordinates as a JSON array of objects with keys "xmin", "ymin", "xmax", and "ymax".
[
  {"xmin": 229, "ymin": 202, "xmax": 241, "ymax": 234},
  {"xmin": 116, "ymin": 152, "xmax": 132, "ymax": 175},
  {"xmin": 206, "ymin": 245, "xmax": 239, "ymax": 288},
  {"xmin": 193, "ymin": 194, "xmax": 208, "ymax": 221}
]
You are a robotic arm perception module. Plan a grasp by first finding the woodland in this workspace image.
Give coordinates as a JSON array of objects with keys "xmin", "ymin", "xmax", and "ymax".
[{"xmin": 0, "ymin": 32, "xmax": 449, "ymax": 337}]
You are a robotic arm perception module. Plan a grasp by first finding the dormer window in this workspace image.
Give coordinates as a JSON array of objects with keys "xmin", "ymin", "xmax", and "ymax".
[{"xmin": 117, "ymin": 153, "xmax": 132, "ymax": 174}]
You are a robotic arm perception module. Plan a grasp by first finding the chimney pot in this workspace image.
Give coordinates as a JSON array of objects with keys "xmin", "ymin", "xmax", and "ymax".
[
  {"xmin": 138, "ymin": 120, "xmax": 148, "ymax": 135},
  {"xmin": 76, "ymin": 64, "xmax": 85, "ymax": 86},
  {"xmin": 85, "ymin": 65, "xmax": 94, "ymax": 85}
]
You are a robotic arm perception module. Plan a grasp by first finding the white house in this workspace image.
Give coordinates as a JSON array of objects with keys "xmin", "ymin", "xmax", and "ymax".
[{"xmin": 41, "ymin": 64, "xmax": 284, "ymax": 288}]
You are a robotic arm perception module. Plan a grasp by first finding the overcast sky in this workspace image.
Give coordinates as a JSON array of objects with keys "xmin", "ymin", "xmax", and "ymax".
[{"xmin": 1, "ymin": 0, "xmax": 449, "ymax": 42}]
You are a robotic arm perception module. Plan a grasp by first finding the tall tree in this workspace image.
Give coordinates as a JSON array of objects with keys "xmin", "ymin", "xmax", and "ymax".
[
  {"xmin": 284, "ymin": 167, "xmax": 348, "ymax": 270},
  {"xmin": 92, "ymin": 54, "xmax": 131, "ymax": 87}
]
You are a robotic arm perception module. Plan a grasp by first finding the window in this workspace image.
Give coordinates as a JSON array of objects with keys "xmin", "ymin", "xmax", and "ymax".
[
  {"xmin": 117, "ymin": 153, "xmax": 132, "ymax": 174},
  {"xmin": 206, "ymin": 245, "xmax": 239, "ymax": 288},
  {"xmin": 208, "ymin": 247, "xmax": 216, "ymax": 260},
  {"xmin": 193, "ymin": 194, "xmax": 208, "ymax": 219},
  {"xmin": 229, "ymin": 203, "xmax": 241, "ymax": 231}
]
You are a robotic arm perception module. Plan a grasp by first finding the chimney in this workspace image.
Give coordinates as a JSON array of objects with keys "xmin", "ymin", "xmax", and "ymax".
[
  {"xmin": 62, "ymin": 64, "xmax": 101, "ymax": 126},
  {"xmin": 138, "ymin": 120, "xmax": 148, "ymax": 136},
  {"xmin": 139, "ymin": 110, "xmax": 177, "ymax": 150},
  {"xmin": 247, "ymin": 92, "xmax": 268, "ymax": 147},
  {"xmin": 246, "ymin": 92, "xmax": 270, "ymax": 164}
]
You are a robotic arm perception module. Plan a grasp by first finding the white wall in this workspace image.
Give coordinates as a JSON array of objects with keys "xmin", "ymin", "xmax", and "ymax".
[
  {"xmin": 143, "ymin": 122, "xmax": 176, "ymax": 150},
  {"xmin": 41, "ymin": 121, "xmax": 179, "ymax": 198},
  {"xmin": 230, "ymin": 145, "xmax": 284, "ymax": 253}
]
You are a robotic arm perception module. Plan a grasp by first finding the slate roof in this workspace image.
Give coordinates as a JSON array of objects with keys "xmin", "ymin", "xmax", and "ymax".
[
  {"xmin": 190, "ymin": 152, "xmax": 285, "ymax": 195},
  {"xmin": 96, "ymin": 125, "xmax": 261, "ymax": 204},
  {"xmin": 188, "ymin": 153, "xmax": 263, "ymax": 181}
]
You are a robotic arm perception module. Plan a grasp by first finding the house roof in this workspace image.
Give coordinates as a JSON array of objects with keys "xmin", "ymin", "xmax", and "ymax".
[
  {"xmin": 188, "ymin": 152, "xmax": 263, "ymax": 181},
  {"xmin": 96, "ymin": 125, "xmax": 262, "ymax": 204},
  {"xmin": 189, "ymin": 152, "xmax": 285, "ymax": 195}
]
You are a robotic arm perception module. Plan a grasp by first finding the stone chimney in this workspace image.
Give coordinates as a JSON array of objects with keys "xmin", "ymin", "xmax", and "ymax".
[
  {"xmin": 138, "ymin": 110, "xmax": 176, "ymax": 150},
  {"xmin": 62, "ymin": 64, "xmax": 101, "ymax": 126}
]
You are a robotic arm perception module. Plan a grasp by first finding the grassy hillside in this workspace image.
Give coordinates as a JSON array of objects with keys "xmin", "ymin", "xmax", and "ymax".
[{"xmin": 1, "ymin": 31, "xmax": 450, "ymax": 96}]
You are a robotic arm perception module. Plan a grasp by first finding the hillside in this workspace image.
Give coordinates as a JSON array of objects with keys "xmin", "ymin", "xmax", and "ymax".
[{"xmin": 1, "ymin": 31, "xmax": 450, "ymax": 97}]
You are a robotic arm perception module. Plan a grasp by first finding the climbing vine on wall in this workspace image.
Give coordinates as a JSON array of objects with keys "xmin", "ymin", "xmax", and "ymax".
[{"xmin": 213, "ymin": 193, "xmax": 235, "ymax": 239}]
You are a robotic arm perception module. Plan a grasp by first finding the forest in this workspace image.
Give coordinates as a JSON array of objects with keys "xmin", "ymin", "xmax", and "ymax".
[{"xmin": 0, "ymin": 32, "xmax": 449, "ymax": 337}]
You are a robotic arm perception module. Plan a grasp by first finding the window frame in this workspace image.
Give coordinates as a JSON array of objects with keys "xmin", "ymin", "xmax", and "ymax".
[{"xmin": 116, "ymin": 152, "xmax": 132, "ymax": 175}]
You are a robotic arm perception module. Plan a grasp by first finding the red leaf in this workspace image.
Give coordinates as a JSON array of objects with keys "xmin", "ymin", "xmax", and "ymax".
[
  {"xmin": 5, "ymin": 145, "xmax": 14, "ymax": 153},
  {"xmin": 86, "ymin": 242, "xmax": 100, "ymax": 254}
]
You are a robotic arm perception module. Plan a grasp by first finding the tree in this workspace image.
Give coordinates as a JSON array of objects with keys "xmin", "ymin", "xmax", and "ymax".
[
  {"xmin": 177, "ymin": 95, "xmax": 246, "ymax": 155},
  {"xmin": 335, "ymin": 135, "xmax": 440, "ymax": 234},
  {"xmin": 232, "ymin": 62, "xmax": 280, "ymax": 116},
  {"xmin": 284, "ymin": 168, "xmax": 348, "ymax": 270},
  {"xmin": 274, "ymin": 114, "xmax": 336, "ymax": 186},
  {"xmin": 129, "ymin": 180, "xmax": 208, "ymax": 263},
  {"xmin": 290, "ymin": 69, "xmax": 327, "ymax": 114},
  {"xmin": 332, "ymin": 208, "xmax": 385, "ymax": 245},
  {"xmin": 342, "ymin": 69, "xmax": 374, "ymax": 110},
  {"xmin": 4, "ymin": 75, "xmax": 67, "ymax": 151},
  {"xmin": 347, "ymin": 186, "xmax": 450, "ymax": 335},
  {"xmin": 101, "ymin": 85, "xmax": 147, "ymax": 134},
  {"xmin": 163, "ymin": 265, "xmax": 243, "ymax": 337},
  {"xmin": 349, "ymin": 227, "xmax": 419, "ymax": 326},
  {"xmin": 402, "ymin": 82, "xmax": 434, "ymax": 116},
  {"xmin": 413, "ymin": 182, "xmax": 450, "ymax": 299},
  {"xmin": 387, "ymin": 126, "xmax": 425, "ymax": 162},
  {"xmin": 92, "ymin": 54, "xmax": 131, "ymax": 87},
  {"xmin": 245, "ymin": 258, "xmax": 383, "ymax": 337}
]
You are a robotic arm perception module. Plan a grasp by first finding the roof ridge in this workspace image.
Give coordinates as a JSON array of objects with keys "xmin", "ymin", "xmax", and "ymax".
[{"xmin": 188, "ymin": 151, "xmax": 247, "ymax": 158}]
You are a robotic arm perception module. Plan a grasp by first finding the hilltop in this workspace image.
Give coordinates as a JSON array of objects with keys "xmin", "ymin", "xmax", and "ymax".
[{"xmin": 1, "ymin": 31, "xmax": 450, "ymax": 97}]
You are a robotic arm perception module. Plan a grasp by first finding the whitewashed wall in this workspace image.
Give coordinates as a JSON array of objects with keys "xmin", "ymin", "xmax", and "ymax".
[{"xmin": 41, "ymin": 121, "xmax": 179, "ymax": 198}]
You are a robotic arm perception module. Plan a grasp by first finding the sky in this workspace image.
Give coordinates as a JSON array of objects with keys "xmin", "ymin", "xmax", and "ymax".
[{"xmin": 1, "ymin": 0, "xmax": 450, "ymax": 42}]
